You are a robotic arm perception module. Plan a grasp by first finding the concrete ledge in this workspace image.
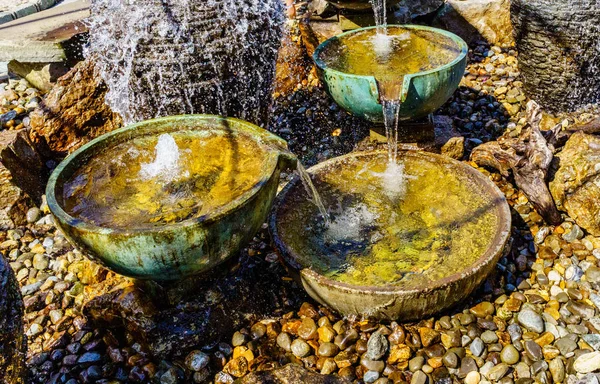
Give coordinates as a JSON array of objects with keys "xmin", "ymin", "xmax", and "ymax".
[{"xmin": 0, "ymin": 0, "xmax": 58, "ymax": 25}]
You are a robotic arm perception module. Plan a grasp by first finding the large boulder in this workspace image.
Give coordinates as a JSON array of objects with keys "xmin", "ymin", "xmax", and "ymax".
[
  {"xmin": 550, "ymin": 132, "xmax": 600, "ymax": 236},
  {"xmin": 0, "ymin": 254, "xmax": 26, "ymax": 384},
  {"xmin": 238, "ymin": 364, "xmax": 350, "ymax": 384},
  {"xmin": 432, "ymin": 0, "xmax": 514, "ymax": 47},
  {"xmin": 28, "ymin": 60, "xmax": 122, "ymax": 160}
]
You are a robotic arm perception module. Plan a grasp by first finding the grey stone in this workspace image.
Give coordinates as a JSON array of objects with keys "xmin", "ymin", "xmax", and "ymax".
[
  {"xmin": 517, "ymin": 308, "xmax": 545, "ymax": 333},
  {"xmin": 366, "ymin": 330, "xmax": 388, "ymax": 361}
]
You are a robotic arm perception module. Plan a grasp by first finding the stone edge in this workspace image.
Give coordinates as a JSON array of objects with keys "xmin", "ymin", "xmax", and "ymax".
[{"xmin": 0, "ymin": 0, "xmax": 58, "ymax": 25}]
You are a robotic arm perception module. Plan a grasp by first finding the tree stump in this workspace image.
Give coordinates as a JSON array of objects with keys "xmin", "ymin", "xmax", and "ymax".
[{"xmin": 511, "ymin": 0, "xmax": 600, "ymax": 113}]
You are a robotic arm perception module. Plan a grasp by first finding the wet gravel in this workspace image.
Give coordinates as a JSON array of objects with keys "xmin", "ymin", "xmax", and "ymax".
[{"xmin": 5, "ymin": 38, "xmax": 600, "ymax": 384}]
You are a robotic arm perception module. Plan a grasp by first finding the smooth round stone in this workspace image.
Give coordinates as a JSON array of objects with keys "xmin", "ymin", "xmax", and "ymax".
[
  {"xmin": 471, "ymin": 302, "xmax": 495, "ymax": 318},
  {"xmin": 49, "ymin": 309, "xmax": 63, "ymax": 324},
  {"xmin": 517, "ymin": 309, "xmax": 545, "ymax": 334},
  {"xmin": 486, "ymin": 363, "xmax": 509, "ymax": 381},
  {"xmin": 470, "ymin": 338, "xmax": 485, "ymax": 357},
  {"xmin": 291, "ymin": 339, "xmax": 311, "ymax": 358},
  {"xmin": 318, "ymin": 342, "xmax": 338, "ymax": 357},
  {"xmin": 185, "ymin": 350, "xmax": 209, "ymax": 372},
  {"xmin": 276, "ymin": 332, "xmax": 292, "ymax": 352},
  {"xmin": 26, "ymin": 207, "xmax": 41, "ymax": 223},
  {"xmin": 409, "ymin": 356, "xmax": 425, "ymax": 372},
  {"xmin": 360, "ymin": 356, "xmax": 385, "ymax": 372},
  {"xmin": 465, "ymin": 371, "xmax": 481, "ymax": 384},
  {"xmin": 442, "ymin": 351, "xmax": 458, "ymax": 368},
  {"xmin": 231, "ymin": 331, "xmax": 247, "ymax": 347},
  {"xmin": 585, "ymin": 267, "xmax": 600, "ymax": 283},
  {"xmin": 573, "ymin": 351, "xmax": 600, "ymax": 373},
  {"xmin": 500, "ymin": 345, "xmax": 520, "ymax": 365},
  {"xmin": 481, "ymin": 331, "xmax": 498, "ymax": 344}
]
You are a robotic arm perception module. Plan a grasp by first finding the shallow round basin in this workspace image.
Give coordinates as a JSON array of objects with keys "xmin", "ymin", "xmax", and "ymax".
[
  {"xmin": 313, "ymin": 25, "xmax": 468, "ymax": 122},
  {"xmin": 269, "ymin": 151, "xmax": 511, "ymax": 320},
  {"xmin": 47, "ymin": 115, "xmax": 295, "ymax": 281}
]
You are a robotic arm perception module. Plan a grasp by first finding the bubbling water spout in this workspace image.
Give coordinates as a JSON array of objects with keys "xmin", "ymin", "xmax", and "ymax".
[{"xmin": 139, "ymin": 133, "xmax": 187, "ymax": 183}]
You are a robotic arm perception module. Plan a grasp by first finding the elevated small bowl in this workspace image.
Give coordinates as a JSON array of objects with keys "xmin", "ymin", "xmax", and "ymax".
[
  {"xmin": 313, "ymin": 25, "xmax": 468, "ymax": 123},
  {"xmin": 269, "ymin": 150, "xmax": 511, "ymax": 320},
  {"xmin": 47, "ymin": 115, "xmax": 295, "ymax": 281}
]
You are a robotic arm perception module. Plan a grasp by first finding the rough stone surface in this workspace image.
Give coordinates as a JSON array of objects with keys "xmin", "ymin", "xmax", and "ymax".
[
  {"xmin": 0, "ymin": 164, "xmax": 33, "ymax": 230},
  {"xmin": 432, "ymin": 0, "xmax": 513, "ymax": 46},
  {"xmin": 550, "ymin": 132, "xmax": 600, "ymax": 236},
  {"xmin": 0, "ymin": 128, "xmax": 46, "ymax": 201},
  {"xmin": 28, "ymin": 60, "xmax": 122, "ymax": 159},
  {"xmin": 0, "ymin": 253, "xmax": 26, "ymax": 384},
  {"xmin": 511, "ymin": 0, "xmax": 600, "ymax": 112},
  {"xmin": 239, "ymin": 364, "xmax": 350, "ymax": 383},
  {"xmin": 7, "ymin": 60, "xmax": 69, "ymax": 93}
]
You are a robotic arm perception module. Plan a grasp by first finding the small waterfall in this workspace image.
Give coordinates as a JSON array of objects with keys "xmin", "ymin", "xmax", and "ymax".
[
  {"xmin": 85, "ymin": 0, "xmax": 285, "ymax": 126},
  {"xmin": 296, "ymin": 162, "xmax": 330, "ymax": 224}
]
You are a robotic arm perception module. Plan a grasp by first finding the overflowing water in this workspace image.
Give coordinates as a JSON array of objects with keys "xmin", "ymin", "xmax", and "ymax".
[
  {"xmin": 86, "ymin": 0, "xmax": 284, "ymax": 125},
  {"xmin": 296, "ymin": 163, "xmax": 330, "ymax": 224}
]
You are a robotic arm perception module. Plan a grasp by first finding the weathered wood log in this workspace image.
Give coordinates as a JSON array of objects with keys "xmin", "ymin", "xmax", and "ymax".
[{"xmin": 471, "ymin": 100, "xmax": 562, "ymax": 224}]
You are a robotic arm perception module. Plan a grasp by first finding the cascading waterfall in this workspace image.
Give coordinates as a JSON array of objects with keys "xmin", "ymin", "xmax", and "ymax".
[{"xmin": 85, "ymin": 0, "xmax": 285, "ymax": 126}]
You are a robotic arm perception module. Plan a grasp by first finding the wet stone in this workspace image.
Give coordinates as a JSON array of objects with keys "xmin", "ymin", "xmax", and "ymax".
[
  {"xmin": 409, "ymin": 356, "xmax": 425, "ymax": 372},
  {"xmin": 470, "ymin": 338, "xmax": 485, "ymax": 357},
  {"xmin": 291, "ymin": 339, "xmax": 311, "ymax": 358},
  {"xmin": 186, "ymin": 350, "xmax": 209, "ymax": 371},
  {"xmin": 367, "ymin": 330, "xmax": 389, "ymax": 360},
  {"xmin": 458, "ymin": 357, "xmax": 478, "ymax": 378}
]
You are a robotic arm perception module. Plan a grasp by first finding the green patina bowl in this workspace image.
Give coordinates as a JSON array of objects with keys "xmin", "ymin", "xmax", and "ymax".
[
  {"xmin": 269, "ymin": 150, "xmax": 511, "ymax": 320},
  {"xmin": 46, "ymin": 115, "xmax": 295, "ymax": 281},
  {"xmin": 313, "ymin": 25, "xmax": 468, "ymax": 123}
]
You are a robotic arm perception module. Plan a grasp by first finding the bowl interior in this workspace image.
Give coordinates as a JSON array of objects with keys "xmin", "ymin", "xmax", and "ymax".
[
  {"xmin": 272, "ymin": 151, "xmax": 510, "ymax": 292},
  {"xmin": 50, "ymin": 115, "xmax": 281, "ymax": 232},
  {"xmin": 314, "ymin": 25, "xmax": 465, "ymax": 84}
]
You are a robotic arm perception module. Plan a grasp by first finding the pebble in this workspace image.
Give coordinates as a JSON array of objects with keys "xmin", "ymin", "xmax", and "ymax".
[
  {"xmin": 26, "ymin": 207, "xmax": 41, "ymax": 223},
  {"xmin": 500, "ymin": 344, "xmax": 520, "ymax": 365},
  {"xmin": 470, "ymin": 337, "xmax": 485, "ymax": 357},
  {"xmin": 574, "ymin": 351, "xmax": 600, "ymax": 373},
  {"xmin": 366, "ymin": 330, "xmax": 388, "ymax": 360},
  {"xmin": 465, "ymin": 371, "xmax": 481, "ymax": 384},
  {"xmin": 291, "ymin": 338, "xmax": 311, "ymax": 358},
  {"xmin": 517, "ymin": 308, "xmax": 545, "ymax": 333},
  {"xmin": 186, "ymin": 350, "xmax": 209, "ymax": 371}
]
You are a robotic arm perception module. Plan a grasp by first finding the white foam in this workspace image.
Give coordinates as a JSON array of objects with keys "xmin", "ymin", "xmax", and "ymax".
[
  {"xmin": 372, "ymin": 161, "xmax": 412, "ymax": 200},
  {"xmin": 371, "ymin": 32, "xmax": 394, "ymax": 59},
  {"xmin": 325, "ymin": 203, "xmax": 379, "ymax": 241},
  {"xmin": 139, "ymin": 133, "xmax": 187, "ymax": 182}
]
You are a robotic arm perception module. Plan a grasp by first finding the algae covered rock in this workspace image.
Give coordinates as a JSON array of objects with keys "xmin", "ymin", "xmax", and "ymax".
[{"xmin": 550, "ymin": 132, "xmax": 600, "ymax": 235}]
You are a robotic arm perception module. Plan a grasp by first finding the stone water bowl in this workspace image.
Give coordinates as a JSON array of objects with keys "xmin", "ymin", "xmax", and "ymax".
[
  {"xmin": 269, "ymin": 151, "xmax": 511, "ymax": 320},
  {"xmin": 313, "ymin": 25, "xmax": 468, "ymax": 123},
  {"xmin": 46, "ymin": 115, "xmax": 296, "ymax": 281}
]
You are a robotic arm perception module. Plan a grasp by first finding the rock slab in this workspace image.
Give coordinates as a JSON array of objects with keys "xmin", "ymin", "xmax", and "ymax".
[
  {"xmin": 550, "ymin": 132, "xmax": 600, "ymax": 236},
  {"xmin": 432, "ymin": 0, "xmax": 514, "ymax": 46},
  {"xmin": 28, "ymin": 60, "xmax": 122, "ymax": 159}
]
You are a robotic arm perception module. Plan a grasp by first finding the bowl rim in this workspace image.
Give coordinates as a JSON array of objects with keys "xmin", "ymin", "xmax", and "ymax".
[
  {"xmin": 313, "ymin": 24, "xmax": 469, "ymax": 83},
  {"xmin": 46, "ymin": 114, "xmax": 285, "ymax": 235},
  {"xmin": 269, "ymin": 150, "xmax": 512, "ymax": 296}
]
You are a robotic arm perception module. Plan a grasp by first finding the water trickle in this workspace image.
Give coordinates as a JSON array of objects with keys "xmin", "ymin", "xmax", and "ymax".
[
  {"xmin": 296, "ymin": 162, "xmax": 330, "ymax": 224},
  {"xmin": 370, "ymin": 0, "xmax": 387, "ymax": 31}
]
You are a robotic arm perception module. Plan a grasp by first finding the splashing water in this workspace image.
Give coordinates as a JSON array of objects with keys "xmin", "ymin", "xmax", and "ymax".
[
  {"xmin": 139, "ymin": 134, "xmax": 187, "ymax": 183},
  {"xmin": 86, "ymin": 0, "xmax": 285, "ymax": 125},
  {"xmin": 370, "ymin": 0, "xmax": 387, "ymax": 31}
]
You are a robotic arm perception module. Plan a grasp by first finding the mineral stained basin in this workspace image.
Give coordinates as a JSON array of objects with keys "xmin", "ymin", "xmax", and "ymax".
[
  {"xmin": 46, "ymin": 115, "xmax": 295, "ymax": 281},
  {"xmin": 270, "ymin": 151, "xmax": 511, "ymax": 320},
  {"xmin": 313, "ymin": 25, "xmax": 468, "ymax": 122}
]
